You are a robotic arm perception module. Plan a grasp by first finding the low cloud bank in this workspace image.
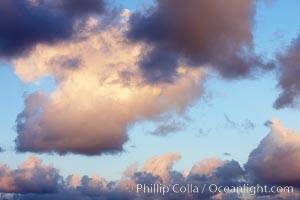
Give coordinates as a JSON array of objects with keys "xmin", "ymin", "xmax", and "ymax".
[{"xmin": 2, "ymin": 119, "xmax": 300, "ymax": 199}]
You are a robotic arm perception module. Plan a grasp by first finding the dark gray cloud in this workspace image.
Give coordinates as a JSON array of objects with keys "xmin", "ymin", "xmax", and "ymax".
[
  {"xmin": 127, "ymin": 0, "xmax": 271, "ymax": 83},
  {"xmin": 0, "ymin": 0, "xmax": 106, "ymax": 58},
  {"xmin": 138, "ymin": 46, "xmax": 179, "ymax": 83},
  {"xmin": 274, "ymin": 35, "xmax": 300, "ymax": 109},
  {"xmin": 214, "ymin": 160, "xmax": 244, "ymax": 186},
  {"xmin": 60, "ymin": 0, "xmax": 106, "ymax": 16}
]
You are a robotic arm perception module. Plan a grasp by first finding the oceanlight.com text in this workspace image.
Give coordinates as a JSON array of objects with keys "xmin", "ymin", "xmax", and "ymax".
[{"xmin": 136, "ymin": 183, "xmax": 294, "ymax": 196}]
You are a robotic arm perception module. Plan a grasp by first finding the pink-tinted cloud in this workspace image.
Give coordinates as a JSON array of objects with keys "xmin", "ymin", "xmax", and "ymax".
[
  {"xmin": 1, "ymin": 148, "xmax": 299, "ymax": 199},
  {"xmin": 13, "ymin": 16, "xmax": 206, "ymax": 155},
  {"xmin": 141, "ymin": 152, "xmax": 181, "ymax": 182},
  {"xmin": 0, "ymin": 156, "xmax": 61, "ymax": 193},
  {"xmin": 245, "ymin": 119, "xmax": 300, "ymax": 186},
  {"xmin": 190, "ymin": 157, "xmax": 224, "ymax": 176}
]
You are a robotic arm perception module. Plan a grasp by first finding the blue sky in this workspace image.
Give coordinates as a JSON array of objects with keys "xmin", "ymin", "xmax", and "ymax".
[{"xmin": 1, "ymin": 1, "xmax": 300, "ymax": 199}]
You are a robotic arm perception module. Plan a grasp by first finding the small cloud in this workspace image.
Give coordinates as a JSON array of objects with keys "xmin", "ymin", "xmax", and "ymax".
[
  {"xmin": 224, "ymin": 114, "xmax": 238, "ymax": 129},
  {"xmin": 224, "ymin": 152, "xmax": 231, "ymax": 156},
  {"xmin": 242, "ymin": 119, "xmax": 255, "ymax": 130},
  {"xmin": 195, "ymin": 128, "xmax": 210, "ymax": 137},
  {"xmin": 264, "ymin": 120, "xmax": 273, "ymax": 127},
  {"xmin": 224, "ymin": 114, "xmax": 255, "ymax": 133},
  {"xmin": 149, "ymin": 120, "xmax": 185, "ymax": 137}
]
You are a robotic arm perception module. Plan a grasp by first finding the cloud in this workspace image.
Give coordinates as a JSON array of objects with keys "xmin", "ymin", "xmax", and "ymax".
[
  {"xmin": 141, "ymin": 152, "xmax": 181, "ymax": 182},
  {"xmin": 0, "ymin": 0, "xmax": 106, "ymax": 58},
  {"xmin": 0, "ymin": 156, "xmax": 61, "ymax": 193},
  {"xmin": 224, "ymin": 152, "xmax": 231, "ymax": 156},
  {"xmin": 48, "ymin": 55, "xmax": 82, "ymax": 69},
  {"xmin": 245, "ymin": 118, "xmax": 300, "ymax": 186},
  {"xmin": 149, "ymin": 120, "xmax": 185, "ymax": 136},
  {"xmin": 224, "ymin": 114, "xmax": 255, "ymax": 133},
  {"xmin": 0, "ymin": 154, "xmax": 198, "ymax": 198},
  {"xmin": 1, "ymin": 150, "xmax": 299, "ymax": 200},
  {"xmin": 123, "ymin": 153, "xmax": 246, "ymax": 200},
  {"xmin": 127, "ymin": 0, "xmax": 272, "ymax": 83},
  {"xmin": 274, "ymin": 35, "xmax": 300, "ymax": 109},
  {"xmin": 0, "ymin": 147, "xmax": 4, "ymax": 152},
  {"xmin": 14, "ymin": 16, "xmax": 206, "ymax": 155},
  {"xmin": 189, "ymin": 157, "xmax": 224, "ymax": 176},
  {"xmin": 60, "ymin": 0, "xmax": 106, "ymax": 15}
]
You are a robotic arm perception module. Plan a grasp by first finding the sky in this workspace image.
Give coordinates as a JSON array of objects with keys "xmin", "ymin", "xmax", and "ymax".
[{"xmin": 1, "ymin": 0, "xmax": 300, "ymax": 200}]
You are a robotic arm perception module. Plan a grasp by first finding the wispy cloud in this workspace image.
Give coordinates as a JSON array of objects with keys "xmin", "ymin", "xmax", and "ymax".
[
  {"xmin": 224, "ymin": 114, "xmax": 255, "ymax": 133},
  {"xmin": 149, "ymin": 120, "xmax": 185, "ymax": 136}
]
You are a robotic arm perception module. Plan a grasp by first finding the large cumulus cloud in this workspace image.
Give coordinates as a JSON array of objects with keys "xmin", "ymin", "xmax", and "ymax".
[
  {"xmin": 245, "ymin": 119, "xmax": 300, "ymax": 186},
  {"xmin": 13, "ymin": 16, "xmax": 206, "ymax": 155},
  {"xmin": 127, "ymin": 0, "xmax": 271, "ymax": 83},
  {"xmin": 0, "ymin": 0, "xmax": 106, "ymax": 58}
]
